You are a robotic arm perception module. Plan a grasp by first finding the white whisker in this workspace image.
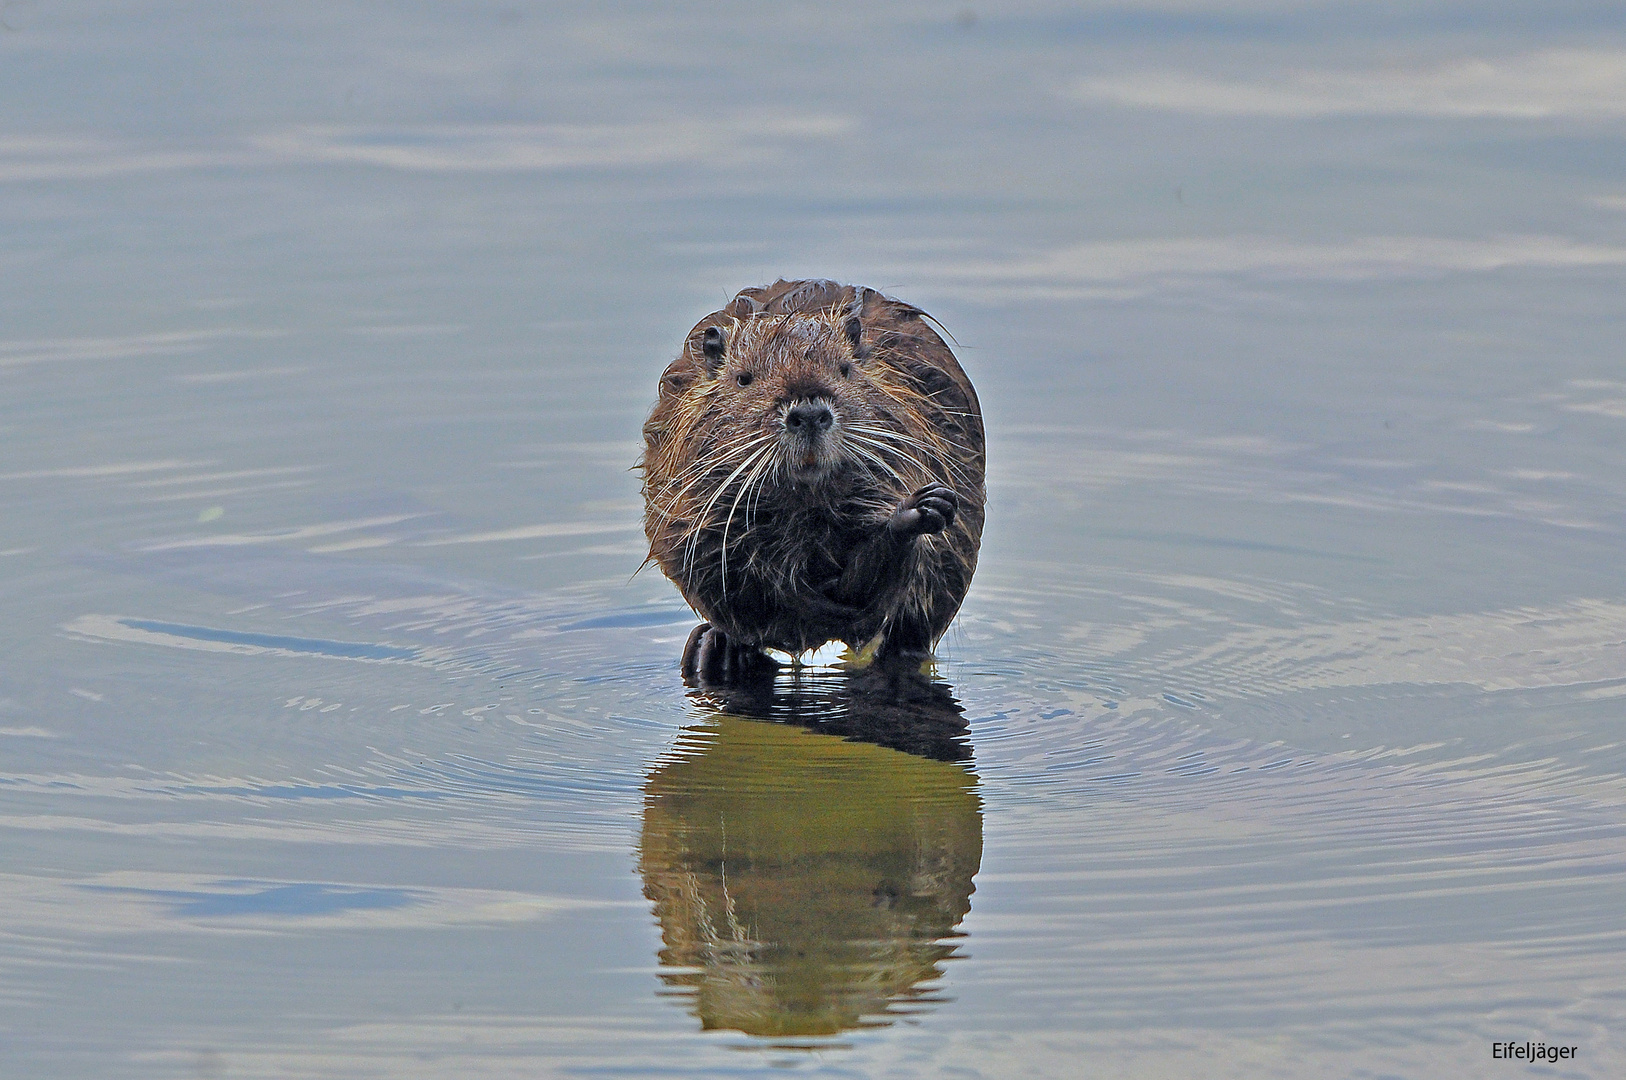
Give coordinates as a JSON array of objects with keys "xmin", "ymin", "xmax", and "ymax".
[
  {"xmin": 681, "ymin": 441, "xmax": 774, "ymax": 579},
  {"xmin": 719, "ymin": 448, "xmax": 778, "ymax": 597}
]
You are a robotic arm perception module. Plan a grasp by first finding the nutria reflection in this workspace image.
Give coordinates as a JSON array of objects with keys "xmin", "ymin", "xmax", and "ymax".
[
  {"xmin": 683, "ymin": 655, "xmax": 973, "ymax": 762},
  {"xmin": 638, "ymin": 665, "xmax": 982, "ymax": 1039}
]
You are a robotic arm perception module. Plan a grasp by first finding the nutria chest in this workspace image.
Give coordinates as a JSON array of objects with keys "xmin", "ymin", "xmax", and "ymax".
[
  {"xmin": 640, "ymin": 279, "xmax": 985, "ymax": 669},
  {"xmin": 679, "ymin": 477, "xmax": 892, "ymax": 652}
]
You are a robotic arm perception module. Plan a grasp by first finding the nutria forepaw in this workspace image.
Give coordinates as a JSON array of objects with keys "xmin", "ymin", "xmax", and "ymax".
[{"xmin": 889, "ymin": 483, "xmax": 958, "ymax": 537}]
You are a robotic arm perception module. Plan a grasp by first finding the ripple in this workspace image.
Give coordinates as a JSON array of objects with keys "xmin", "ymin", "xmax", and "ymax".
[
  {"xmin": 14, "ymin": 541, "xmax": 1626, "ymax": 1071},
  {"xmin": 62, "ymin": 615, "xmax": 432, "ymax": 664}
]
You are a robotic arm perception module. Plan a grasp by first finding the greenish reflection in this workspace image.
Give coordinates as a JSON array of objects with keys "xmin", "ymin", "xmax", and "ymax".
[{"xmin": 638, "ymin": 666, "xmax": 983, "ymax": 1040}]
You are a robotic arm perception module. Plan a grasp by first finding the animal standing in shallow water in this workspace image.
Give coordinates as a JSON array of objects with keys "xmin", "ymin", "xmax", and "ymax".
[{"xmin": 640, "ymin": 279, "xmax": 985, "ymax": 679}]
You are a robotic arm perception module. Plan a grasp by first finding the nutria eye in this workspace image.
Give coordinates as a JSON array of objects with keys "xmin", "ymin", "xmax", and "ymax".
[
  {"xmin": 839, "ymin": 363, "xmax": 851, "ymax": 378},
  {"xmin": 736, "ymin": 371, "xmax": 753, "ymax": 387}
]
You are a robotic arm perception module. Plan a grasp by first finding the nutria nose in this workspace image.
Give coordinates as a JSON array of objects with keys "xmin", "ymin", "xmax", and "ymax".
[{"xmin": 784, "ymin": 400, "xmax": 835, "ymax": 434}]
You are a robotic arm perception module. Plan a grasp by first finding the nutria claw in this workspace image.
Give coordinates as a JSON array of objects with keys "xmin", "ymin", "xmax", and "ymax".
[
  {"xmin": 681, "ymin": 621, "xmax": 778, "ymax": 685},
  {"xmin": 888, "ymin": 483, "xmax": 958, "ymax": 537}
]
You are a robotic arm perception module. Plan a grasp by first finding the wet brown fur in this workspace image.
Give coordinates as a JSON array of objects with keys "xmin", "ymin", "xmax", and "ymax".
[{"xmin": 640, "ymin": 279, "xmax": 985, "ymax": 659}]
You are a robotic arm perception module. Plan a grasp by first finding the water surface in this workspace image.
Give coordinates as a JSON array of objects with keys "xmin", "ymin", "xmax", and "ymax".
[{"xmin": 3, "ymin": 3, "xmax": 1626, "ymax": 1077}]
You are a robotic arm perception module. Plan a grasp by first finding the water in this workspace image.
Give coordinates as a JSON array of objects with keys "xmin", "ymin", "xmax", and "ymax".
[{"xmin": 4, "ymin": 4, "xmax": 1626, "ymax": 1077}]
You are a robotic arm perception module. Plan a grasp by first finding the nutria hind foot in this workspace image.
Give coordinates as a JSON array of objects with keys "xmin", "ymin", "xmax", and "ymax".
[
  {"xmin": 871, "ymin": 625, "xmax": 936, "ymax": 666},
  {"xmin": 872, "ymin": 642, "xmax": 933, "ymax": 667},
  {"xmin": 681, "ymin": 622, "xmax": 779, "ymax": 685}
]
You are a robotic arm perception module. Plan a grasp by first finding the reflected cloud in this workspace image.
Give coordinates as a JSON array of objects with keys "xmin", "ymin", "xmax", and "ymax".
[
  {"xmin": 993, "ymin": 423, "xmax": 1617, "ymax": 532},
  {"xmin": 416, "ymin": 521, "xmax": 641, "ymax": 545},
  {"xmin": 138, "ymin": 513, "xmax": 424, "ymax": 551},
  {"xmin": 81, "ymin": 879, "xmax": 420, "ymax": 919},
  {"xmin": 122, "ymin": 466, "xmax": 319, "ymax": 489},
  {"xmin": 0, "ymin": 330, "xmax": 263, "ymax": 368},
  {"xmin": 169, "ymin": 366, "xmax": 310, "ymax": 384},
  {"xmin": 639, "ymin": 666, "xmax": 981, "ymax": 1040},
  {"xmin": 0, "ymin": 114, "xmax": 855, "ymax": 185},
  {"xmin": 1073, "ymin": 49, "xmax": 1626, "ymax": 118},
  {"xmin": 61, "ymin": 613, "xmax": 442, "ymax": 666},
  {"xmin": 1134, "ymin": 597, "xmax": 1626, "ymax": 697},
  {"xmin": 0, "ymin": 136, "xmax": 243, "ymax": 182},
  {"xmin": 255, "ymin": 115, "xmax": 852, "ymax": 173},
  {"xmin": 0, "ymin": 459, "xmax": 208, "ymax": 481},
  {"xmin": 1566, "ymin": 398, "xmax": 1626, "ymax": 419},
  {"xmin": 915, "ymin": 233, "xmax": 1626, "ymax": 297},
  {"xmin": 2, "ymin": 872, "xmax": 589, "ymax": 934}
]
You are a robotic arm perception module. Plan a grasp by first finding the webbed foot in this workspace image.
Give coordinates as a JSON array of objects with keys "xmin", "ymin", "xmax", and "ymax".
[
  {"xmin": 681, "ymin": 622, "xmax": 778, "ymax": 685},
  {"xmin": 873, "ymin": 637, "xmax": 933, "ymax": 666}
]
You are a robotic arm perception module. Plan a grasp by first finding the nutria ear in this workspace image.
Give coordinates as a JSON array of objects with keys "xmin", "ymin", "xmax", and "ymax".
[
  {"xmin": 700, "ymin": 325, "xmax": 727, "ymax": 374},
  {"xmin": 843, "ymin": 315, "xmax": 865, "ymax": 353},
  {"xmin": 659, "ymin": 368, "xmax": 691, "ymax": 398},
  {"xmin": 841, "ymin": 291, "xmax": 874, "ymax": 358},
  {"xmin": 728, "ymin": 293, "xmax": 765, "ymax": 318}
]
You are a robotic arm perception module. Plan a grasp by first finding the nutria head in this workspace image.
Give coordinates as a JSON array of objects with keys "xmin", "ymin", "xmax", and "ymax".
[{"xmin": 687, "ymin": 302, "xmax": 892, "ymax": 487}]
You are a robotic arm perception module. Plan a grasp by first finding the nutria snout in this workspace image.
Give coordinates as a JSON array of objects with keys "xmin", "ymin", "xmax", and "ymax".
[{"xmin": 639, "ymin": 278, "xmax": 985, "ymax": 676}]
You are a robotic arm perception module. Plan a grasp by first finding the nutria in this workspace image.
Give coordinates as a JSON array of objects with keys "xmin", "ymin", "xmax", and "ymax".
[{"xmin": 639, "ymin": 279, "xmax": 984, "ymax": 677}]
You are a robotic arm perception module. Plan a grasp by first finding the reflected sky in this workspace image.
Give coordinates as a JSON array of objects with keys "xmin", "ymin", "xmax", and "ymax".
[
  {"xmin": 78, "ymin": 880, "xmax": 423, "ymax": 919},
  {"xmin": 3, "ymin": 2, "xmax": 1626, "ymax": 1078}
]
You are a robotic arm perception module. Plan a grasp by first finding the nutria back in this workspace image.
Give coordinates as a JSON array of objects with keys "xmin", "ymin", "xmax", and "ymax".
[{"xmin": 641, "ymin": 279, "xmax": 984, "ymax": 664}]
